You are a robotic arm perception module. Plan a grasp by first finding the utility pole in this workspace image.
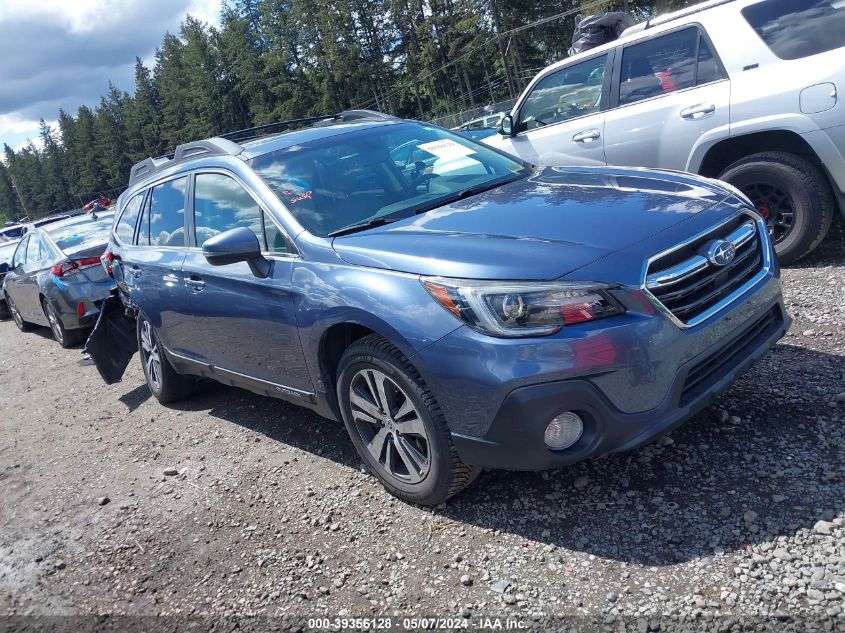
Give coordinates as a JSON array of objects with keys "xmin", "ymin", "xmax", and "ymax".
[{"xmin": 9, "ymin": 176, "xmax": 31, "ymax": 221}]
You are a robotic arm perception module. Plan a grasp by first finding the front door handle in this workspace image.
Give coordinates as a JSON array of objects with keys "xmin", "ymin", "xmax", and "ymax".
[
  {"xmin": 572, "ymin": 129, "xmax": 601, "ymax": 143},
  {"xmin": 680, "ymin": 103, "xmax": 716, "ymax": 120},
  {"xmin": 185, "ymin": 273, "xmax": 205, "ymax": 292}
]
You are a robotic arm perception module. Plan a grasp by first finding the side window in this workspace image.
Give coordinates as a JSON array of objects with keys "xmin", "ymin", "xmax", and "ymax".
[
  {"xmin": 696, "ymin": 36, "xmax": 726, "ymax": 85},
  {"xmin": 149, "ymin": 177, "xmax": 188, "ymax": 247},
  {"xmin": 742, "ymin": 0, "xmax": 845, "ymax": 61},
  {"xmin": 13, "ymin": 236, "xmax": 29, "ymax": 268},
  {"xmin": 262, "ymin": 214, "xmax": 290, "ymax": 254},
  {"xmin": 619, "ymin": 27, "xmax": 698, "ymax": 106},
  {"xmin": 115, "ymin": 193, "xmax": 145, "ymax": 244},
  {"xmin": 518, "ymin": 54, "xmax": 607, "ymax": 132},
  {"xmin": 135, "ymin": 195, "xmax": 151, "ymax": 246},
  {"xmin": 25, "ymin": 236, "xmax": 42, "ymax": 265},
  {"xmin": 194, "ymin": 173, "xmax": 263, "ymax": 247}
]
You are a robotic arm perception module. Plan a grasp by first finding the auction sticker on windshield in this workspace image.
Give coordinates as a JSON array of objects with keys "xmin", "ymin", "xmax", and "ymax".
[{"xmin": 418, "ymin": 139, "xmax": 476, "ymax": 161}]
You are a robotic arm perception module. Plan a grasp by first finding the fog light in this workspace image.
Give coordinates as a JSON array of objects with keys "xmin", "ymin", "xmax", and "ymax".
[{"xmin": 544, "ymin": 412, "xmax": 584, "ymax": 450}]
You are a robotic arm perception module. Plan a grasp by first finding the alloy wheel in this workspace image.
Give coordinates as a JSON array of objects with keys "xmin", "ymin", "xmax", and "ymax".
[
  {"xmin": 45, "ymin": 303, "xmax": 63, "ymax": 344},
  {"xmin": 348, "ymin": 368, "xmax": 431, "ymax": 484},
  {"xmin": 744, "ymin": 182, "xmax": 794, "ymax": 245},
  {"xmin": 140, "ymin": 320, "xmax": 163, "ymax": 392}
]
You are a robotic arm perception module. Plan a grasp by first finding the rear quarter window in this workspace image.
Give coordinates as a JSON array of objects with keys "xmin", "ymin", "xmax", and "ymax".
[
  {"xmin": 742, "ymin": 0, "xmax": 845, "ymax": 60},
  {"xmin": 115, "ymin": 193, "xmax": 145, "ymax": 244}
]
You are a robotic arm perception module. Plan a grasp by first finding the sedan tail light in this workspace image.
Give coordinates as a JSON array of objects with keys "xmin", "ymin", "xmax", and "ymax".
[
  {"xmin": 51, "ymin": 257, "xmax": 102, "ymax": 278},
  {"xmin": 101, "ymin": 251, "xmax": 115, "ymax": 278}
]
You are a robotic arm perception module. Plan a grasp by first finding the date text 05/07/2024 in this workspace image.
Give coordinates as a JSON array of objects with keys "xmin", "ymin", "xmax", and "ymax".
[{"xmin": 307, "ymin": 616, "xmax": 528, "ymax": 630}]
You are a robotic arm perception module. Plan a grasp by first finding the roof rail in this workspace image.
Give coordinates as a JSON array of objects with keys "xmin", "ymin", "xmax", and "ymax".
[
  {"xmin": 219, "ymin": 115, "xmax": 334, "ymax": 143},
  {"xmin": 621, "ymin": 0, "xmax": 735, "ymax": 36},
  {"xmin": 128, "ymin": 110, "xmax": 399, "ymax": 186},
  {"xmin": 128, "ymin": 137, "xmax": 246, "ymax": 186},
  {"xmin": 221, "ymin": 109, "xmax": 398, "ymax": 142}
]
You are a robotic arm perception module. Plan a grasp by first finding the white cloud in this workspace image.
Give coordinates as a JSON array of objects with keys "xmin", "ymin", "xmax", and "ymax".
[
  {"xmin": 0, "ymin": 0, "xmax": 223, "ymax": 150},
  {"xmin": 0, "ymin": 0, "xmax": 221, "ymax": 33},
  {"xmin": 0, "ymin": 113, "xmax": 41, "ymax": 137}
]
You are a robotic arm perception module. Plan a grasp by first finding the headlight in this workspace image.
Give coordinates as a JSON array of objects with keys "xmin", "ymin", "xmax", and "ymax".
[{"xmin": 422, "ymin": 277, "xmax": 624, "ymax": 338}]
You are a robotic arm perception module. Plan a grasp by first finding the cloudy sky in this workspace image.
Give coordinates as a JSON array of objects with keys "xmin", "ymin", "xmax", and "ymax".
[{"xmin": 0, "ymin": 0, "xmax": 222, "ymax": 152}]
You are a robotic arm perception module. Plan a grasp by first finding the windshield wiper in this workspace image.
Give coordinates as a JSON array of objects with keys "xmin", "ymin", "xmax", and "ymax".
[
  {"xmin": 413, "ymin": 172, "xmax": 528, "ymax": 216},
  {"xmin": 328, "ymin": 217, "xmax": 399, "ymax": 237}
]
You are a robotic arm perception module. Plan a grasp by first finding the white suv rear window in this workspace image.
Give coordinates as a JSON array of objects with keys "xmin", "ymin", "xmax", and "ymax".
[{"xmin": 742, "ymin": 0, "xmax": 845, "ymax": 60}]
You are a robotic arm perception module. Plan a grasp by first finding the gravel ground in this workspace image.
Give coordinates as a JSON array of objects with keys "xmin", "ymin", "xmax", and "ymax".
[{"xmin": 0, "ymin": 223, "xmax": 843, "ymax": 633}]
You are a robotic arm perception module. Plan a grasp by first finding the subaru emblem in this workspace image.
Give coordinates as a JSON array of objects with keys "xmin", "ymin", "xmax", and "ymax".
[{"xmin": 707, "ymin": 240, "xmax": 736, "ymax": 267}]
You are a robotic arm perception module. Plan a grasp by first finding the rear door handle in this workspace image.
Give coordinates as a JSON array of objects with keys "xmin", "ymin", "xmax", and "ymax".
[
  {"xmin": 185, "ymin": 273, "xmax": 205, "ymax": 292},
  {"xmin": 572, "ymin": 129, "xmax": 601, "ymax": 143},
  {"xmin": 680, "ymin": 103, "xmax": 716, "ymax": 120}
]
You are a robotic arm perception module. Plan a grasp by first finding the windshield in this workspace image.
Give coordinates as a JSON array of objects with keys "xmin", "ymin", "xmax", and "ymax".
[
  {"xmin": 248, "ymin": 122, "xmax": 529, "ymax": 237},
  {"xmin": 45, "ymin": 213, "xmax": 114, "ymax": 253}
]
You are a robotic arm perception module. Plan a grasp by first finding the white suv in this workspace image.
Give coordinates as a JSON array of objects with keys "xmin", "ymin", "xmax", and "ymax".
[{"xmin": 484, "ymin": 0, "xmax": 845, "ymax": 263}]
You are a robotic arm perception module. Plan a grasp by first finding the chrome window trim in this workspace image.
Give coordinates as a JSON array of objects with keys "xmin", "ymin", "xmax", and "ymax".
[{"xmin": 641, "ymin": 212, "xmax": 772, "ymax": 330}]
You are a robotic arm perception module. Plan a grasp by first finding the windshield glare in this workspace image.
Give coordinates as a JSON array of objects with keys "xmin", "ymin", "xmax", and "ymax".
[{"xmin": 248, "ymin": 122, "xmax": 529, "ymax": 236}]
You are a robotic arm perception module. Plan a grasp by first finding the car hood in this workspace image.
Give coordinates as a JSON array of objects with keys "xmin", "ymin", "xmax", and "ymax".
[{"xmin": 331, "ymin": 166, "xmax": 735, "ymax": 280}]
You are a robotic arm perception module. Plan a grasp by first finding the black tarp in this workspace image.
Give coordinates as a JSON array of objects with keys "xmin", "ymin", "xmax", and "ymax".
[
  {"xmin": 569, "ymin": 12, "xmax": 638, "ymax": 56},
  {"xmin": 84, "ymin": 291, "xmax": 138, "ymax": 384}
]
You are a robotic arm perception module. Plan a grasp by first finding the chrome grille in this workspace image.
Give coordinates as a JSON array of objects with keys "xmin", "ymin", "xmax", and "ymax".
[{"xmin": 646, "ymin": 215, "xmax": 765, "ymax": 325}]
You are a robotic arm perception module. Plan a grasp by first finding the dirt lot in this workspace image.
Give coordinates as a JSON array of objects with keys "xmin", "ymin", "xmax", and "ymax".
[{"xmin": 1, "ymin": 225, "xmax": 844, "ymax": 632}]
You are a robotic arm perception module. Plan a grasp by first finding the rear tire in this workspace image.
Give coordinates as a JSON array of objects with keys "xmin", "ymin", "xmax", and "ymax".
[
  {"xmin": 6, "ymin": 293, "xmax": 34, "ymax": 332},
  {"xmin": 718, "ymin": 151, "xmax": 834, "ymax": 265},
  {"xmin": 337, "ymin": 334, "xmax": 480, "ymax": 506},
  {"xmin": 42, "ymin": 299, "xmax": 85, "ymax": 348},
  {"xmin": 137, "ymin": 315, "xmax": 194, "ymax": 403}
]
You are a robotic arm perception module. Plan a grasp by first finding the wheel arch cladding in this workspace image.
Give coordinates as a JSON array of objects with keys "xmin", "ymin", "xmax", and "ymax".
[
  {"xmin": 698, "ymin": 130, "xmax": 821, "ymax": 179},
  {"xmin": 292, "ymin": 262, "xmax": 464, "ymax": 411}
]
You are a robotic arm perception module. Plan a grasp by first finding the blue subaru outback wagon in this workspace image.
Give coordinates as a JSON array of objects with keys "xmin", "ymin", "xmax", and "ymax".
[{"xmin": 103, "ymin": 110, "xmax": 789, "ymax": 505}]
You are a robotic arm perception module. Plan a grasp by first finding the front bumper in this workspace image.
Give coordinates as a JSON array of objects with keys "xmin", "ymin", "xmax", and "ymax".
[
  {"xmin": 413, "ymin": 268, "xmax": 788, "ymax": 471},
  {"xmin": 450, "ymin": 304, "xmax": 788, "ymax": 470}
]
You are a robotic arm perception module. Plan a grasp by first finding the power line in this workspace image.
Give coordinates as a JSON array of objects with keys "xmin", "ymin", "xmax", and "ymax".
[{"xmin": 353, "ymin": 0, "xmax": 616, "ymax": 112}]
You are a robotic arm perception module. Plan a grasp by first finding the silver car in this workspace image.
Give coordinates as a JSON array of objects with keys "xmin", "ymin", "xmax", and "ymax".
[
  {"xmin": 485, "ymin": 0, "xmax": 845, "ymax": 263},
  {"xmin": 3, "ymin": 213, "xmax": 116, "ymax": 347}
]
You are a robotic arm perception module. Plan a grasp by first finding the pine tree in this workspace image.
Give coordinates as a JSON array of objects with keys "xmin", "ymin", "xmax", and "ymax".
[
  {"xmin": 125, "ymin": 59, "xmax": 162, "ymax": 162},
  {"xmin": 94, "ymin": 84, "xmax": 131, "ymax": 192},
  {"xmin": 39, "ymin": 120, "xmax": 69, "ymax": 213}
]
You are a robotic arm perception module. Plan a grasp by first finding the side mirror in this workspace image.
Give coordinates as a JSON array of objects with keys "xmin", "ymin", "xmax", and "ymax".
[
  {"xmin": 0, "ymin": 262, "xmax": 8, "ymax": 275},
  {"xmin": 202, "ymin": 227, "xmax": 271, "ymax": 278},
  {"xmin": 498, "ymin": 115, "xmax": 515, "ymax": 137}
]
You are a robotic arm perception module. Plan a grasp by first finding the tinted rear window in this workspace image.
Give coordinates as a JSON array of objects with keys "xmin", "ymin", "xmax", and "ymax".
[
  {"xmin": 742, "ymin": 0, "xmax": 845, "ymax": 60},
  {"xmin": 45, "ymin": 214, "xmax": 114, "ymax": 252}
]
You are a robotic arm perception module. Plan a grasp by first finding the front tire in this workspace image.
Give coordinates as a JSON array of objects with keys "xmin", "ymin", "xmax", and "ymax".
[
  {"xmin": 137, "ymin": 315, "xmax": 194, "ymax": 403},
  {"xmin": 719, "ymin": 151, "xmax": 834, "ymax": 265},
  {"xmin": 337, "ymin": 334, "xmax": 480, "ymax": 505}
]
